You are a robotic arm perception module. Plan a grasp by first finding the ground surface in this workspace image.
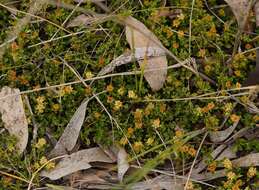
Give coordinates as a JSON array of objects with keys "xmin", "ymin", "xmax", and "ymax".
[{"xmin": 0, "ymin": 0, "xmax": 258, "ymax": 189}]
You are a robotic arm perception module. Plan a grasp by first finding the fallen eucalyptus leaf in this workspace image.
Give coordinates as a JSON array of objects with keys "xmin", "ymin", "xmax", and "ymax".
[
  {"xmin": 67, "ymin": 14, "xmax": 96, "ymax": 28},
  {"xmin": 98, "ymin": 47, "xmax": 165, "ymax": 76},
  {"xmin": 255, "ymin": 1, "xmax": 259, "ymax": 27},
  {"xmin": 131, "ymin": 175, "xmax": 183, "ymax": 190},
  {"xmin": 224, "ymin": 0, "xmax": 254, "ymax": 29},
  {"xmin": 232, "ymin": 153, "xmax": 259, "ymax": 167},
  {"xmin": 41, "ymin": 147, "xmax": 114, "ymax": 180},
  {"xmin": 191, "ymin": 170, "xmax": 226, "ymax": 181},
  {"xmin": 117, "ymin": 147, "xmax": 129, "ymax": 181},
  {"xmin": 0, "ymin": 86, "xmax": 28, "ymax": 154},
  {"xmin": 49, "ymin": 100, "xmax": 89, "ymax": 158},
  {"xmin": 46, "ymin": 184, "xmax": 78, "ymax": 190},
  {"xmin": 209, "ymin": 120, "xmax": 239, "ymax": 143},
  {"xmin": 125, "ymin": 16, "xmax": 168, "ymax": 91},
  {"xmin": 216, "ymin": 146, "xmax": 237, "ymax": 161}
]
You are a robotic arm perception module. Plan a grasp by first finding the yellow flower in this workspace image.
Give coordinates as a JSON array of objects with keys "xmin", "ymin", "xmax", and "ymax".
[
  {"xmin": 218, "ymin": 9, "xmax": 225, "ymax": 16},
  {"xmin": 226, "ymin": 81, "xmax": 232, "ymax": 88},
  {"xmin": 120, "ymin": 137, "xmax": 128, "ymax": 145},
  {"xmin": 179, "ymin": 145, "xmax": 189, "ymax": 153},
  {"xmin": 94, "ymin": 112, "xmax": 101, "ymax": 119},
  {"xmin": 207, "ymin": 102, "xmax": 215, "ymax": 111},
  {"xmin": 60, "ymin": 86, "xmax": 73, "ymax": 96},
  {"xmin": 114, "ymin": 100, "xmax": 123, "ymax": 110},
  {"xmin": 207, "ymin": 25, "xmax": 217, "ymax": 37},
  {"xmin": 234, "ymin": 70, "xmax": 241, "ymax": 77},
  {"xmin": 159, "ymin": 103, "xmax": 166, "ymax": 113},
  {"xmin": 85, "ymin": 85, "xmax": 92, "ymax": 95},
  {"xmin": 173, "ymin": 42, "xmax": 179, "ymax": 49},
  {"xmin": 39, "ymin": 156, "xmax": 48, "ymax": 165},
  {"xmin": 152, "ymin": 118, "xmax": 160, "ymax": 128},
  {"xmin": 207, "ymin": 161, "xmax": 217, "ymax": 173},
  {"xmin": 178, "ymin": 13, "xmax": 185, "ymax": 20},
  {"xmin": 175, "ymin": 130, "xmax": 183, "ymax": 138},
  {"xmin": 63, "ymin": 86, "xmax": 73, "ymax": 94},
  {"xmin": 188, "ymin": 147, "xmax": 197, "ymax": 157},
  {"xmin": 106, "ymin": 84, "xmax": 114, "ymax": 92},
  {"xmin": 253, "ymin": 115, "xmax": 259, "ymax": 122},
  {"xmin": 247, "ymin": 167, "xmax": 257, "ymax": 178},
  {"xmin": 39, "ymin": 157, "xmax": 56, "ymax": 170},
  {"xmin": 35, "ymin": 138, "xmax": 46, "ymax": 149},
  {"xmin": 84, "ymin": 71, "xmax": 94, "ymax": 79},
  {"xmin": 235, "ymin": 82, "xmax": 241, "ymax": 89},
  {"xmin": 134, "ymin": 109, "xmax": 143, "ymax": 121},
  {"xmin": 172, "ymin": 19, "xmax": 180, "ymax": 27},
  {"xmin": 107, "ymin": 96, "xmax": 113, "ymax": 103},
  {"xmin": 144, "ymin": 103, "xmax": 154, "ymax": 116},
  {"xmin": 232, "ymin": 180, "xmax": 242, "ymax": 190},
  {"xmin": 178, "ymin": 30, "xmax": 185, "ymax": 38},
  {"xmin": 133, "ymin": 141, "xmax": 143, "ymax": 153},
  {"xmin": 198, "ymin": 49, "xmax": 206, "ymax": 58},
  {"xmin": 52, "ymin": 104, "xmax": 60, "ymax": 112},
  {"xmin": 186, "ymin": 181, "xmax": 194, "ymax": 190},
  {"xmin": 45, "ymin": 161, "xmax": 56, "ymax": 170},
  {"xmin": 224, "ymin": 103, "xmax": 233, "ymax": 115},
  {"xmin": 36, "ymin": 96, "xmax": 46, "ymax": 114},
  {"xmin": 128, "ymin": 90, "xmax": 138, "ymax": 99},
  {"xmin": 223, "ymin": 158, "xmax": 232, "ymax": 169},
  {"xmin": 230, "ymin": 114, "xmax": 240, "ymax": 123},
  {"xmin": 227, "ymin": 171, "xmax": 236, "ymax": 181},
  {"xmin": 117, "ymin": 87, "xmax": 125, "ymax": 96},
  {"xmin": 146, "ymin": 137, "xmax": 154, "ymax": 145},
  {"xmin": 127, "ymin": 127, "xmax": 134, "ymax": 136},
  {"xmin": 165, "ymin": 27, "xmax": 173, "ymax": 38},
  {"xmin": 135, "ymin": 121, "xmax": 143, "ymax": 129}
]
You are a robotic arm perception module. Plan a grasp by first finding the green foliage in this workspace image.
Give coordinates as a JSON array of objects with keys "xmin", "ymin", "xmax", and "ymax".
[{"xmin": 0, "ymin": 0, "xmax": 258, "ymax": 189}]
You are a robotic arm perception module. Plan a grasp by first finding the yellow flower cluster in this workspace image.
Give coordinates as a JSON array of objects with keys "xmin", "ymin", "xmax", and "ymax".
[
  {"xmin": 230, "ymin": 114, "xmax": 240, "ymax": 123},
  {"xmin": 152, "ymin": 118, "xmax": 160, "ymax": 128},
  {"xmin": 35, "ymin": 138, "xmax": 46, "ymax": 149},
  {"xmin": 207, "ymin": 161, "xmax": 217, "ymax": 173},
  {"xmin": 201, "ymin": 102, "xmax": 215, "ymax": 113},
  {"xmin": 36, "ymin": 96, "xmax": 46, "ymax": 114},
  {"xmin": 146, "ymin": 137, "xmax": 154, "ymax": 146},
  {"xmin": 223, "ymin": 158, "xmax": 232, "ymax": 169},
  {"xmin": 144, "ymin": 103, "xmax": 154, "ymax": 116},
  {"xmin": 117, "ymin": 87, "xmax": 125, "ymax": 96},
  {"xmin": 207, "ymin": 25, "xmax": 217, "ymax": 38},
  {"xmin": 84, "ymin": 71, "xmax": 94, "ymax": 79},
  {"xmin": 134, "ymin": 109, "xmax": 143, "ymax": 129},
  {"xmin": 106, "ymin": 84, "xmax": 114, "ymax": 92},
  {"xmin": 114, "ymin": 100, "xmax": 123, "ymax": 111},
  {"xmin": 247, "ymin": 167, "xmax": 257, "ymax": 178},
  {"xmin": 60, "ymin": 85, "xmax": 73, "ymax": 96},
  {"xmin": 133, "ymin": 141, "xmax": 143, "ymax": 153},
  {"xmin": 179, "ymin": 145, "xmax": 197, "ymax": 157},
  {"xmin": 128, "ymin": 90, "xmax": 138, "ymax": 99},
  {"xmin": 52, "ymin": 104, "xmax": 60, "ymax": 112},
  {"xmin": 39, "ymin": 156, "xmax": 56, "ymax": 170}
]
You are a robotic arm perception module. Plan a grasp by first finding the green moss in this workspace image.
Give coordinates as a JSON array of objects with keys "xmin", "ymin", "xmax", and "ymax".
[{"xmin": 0, "ymin": 0, "xmax": 258, "ymax": 188}]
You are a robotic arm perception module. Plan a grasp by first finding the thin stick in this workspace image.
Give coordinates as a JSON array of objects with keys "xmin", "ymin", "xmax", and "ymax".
[
  {"xmin": 0, "ymin": 59, "xmax": 189, "ymax": 101},
  {"xmin": 27, "ymin": 155, "xmax": 66, "ymax": 190},
  {"xmin": 184, "ymin": 132, "xmax": 208, "ymax": 190},
  {"xmin": 0, "ymin": 170, "xmax": 31, "ymax": 184},
  {"xmin": 155, "ymin": 129, "xmax": 177, "ymax": 185},
  {"xmin": 130, "ymin": 165, "xmax": 216, "ymax": 188},
  {"xmin": 188, "ymin": 0, "xmax": 196, "ymax": 56},
  {"xmin": 0, "ymin": 3, "xmax": 71, "ymax": 34}
]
